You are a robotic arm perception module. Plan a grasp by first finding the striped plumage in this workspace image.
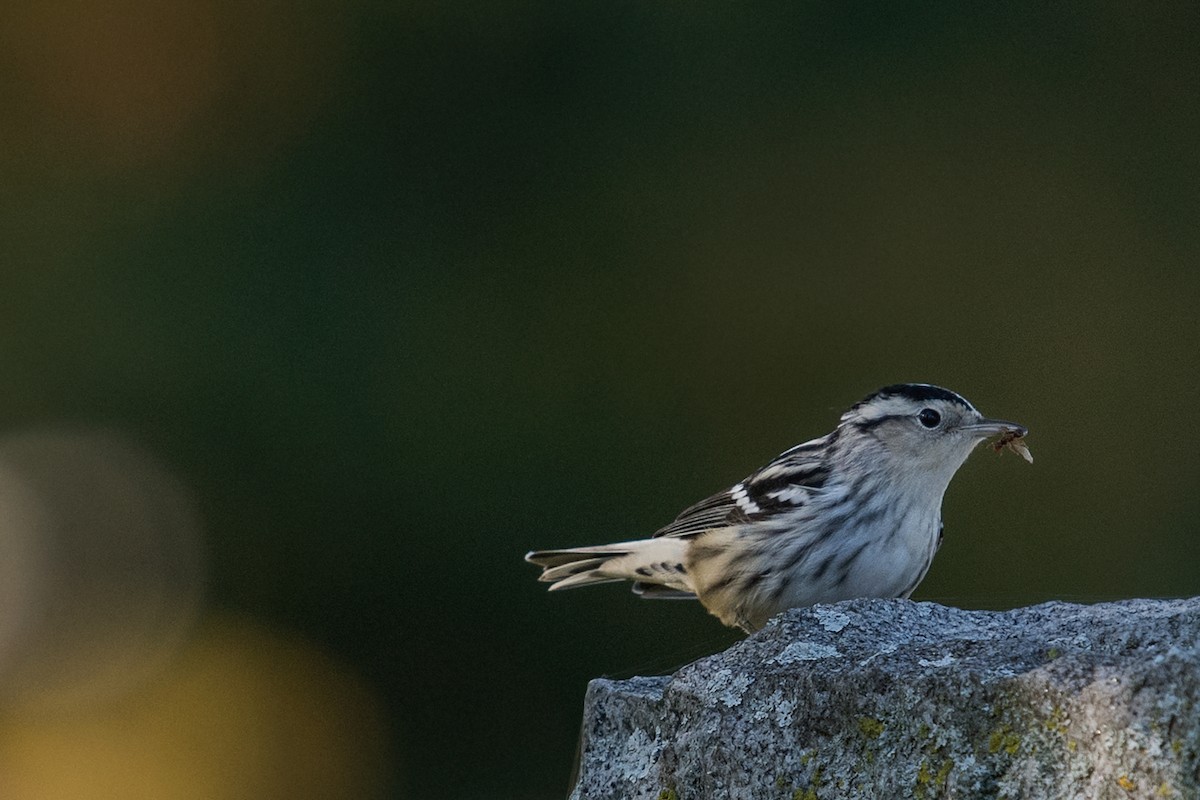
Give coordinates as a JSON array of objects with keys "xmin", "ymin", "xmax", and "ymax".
[{"xmin": 526, "ymin": 384, "xmax": 1030, "ymax": 632}]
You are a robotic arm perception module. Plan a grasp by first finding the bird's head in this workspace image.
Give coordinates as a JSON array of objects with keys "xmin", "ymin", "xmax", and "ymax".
[{"xmin": 838, "ymin": 383, "xmax": 1028, "ymax": 481}]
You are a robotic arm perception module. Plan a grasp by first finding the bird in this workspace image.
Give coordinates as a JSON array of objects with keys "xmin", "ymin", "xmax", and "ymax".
[{"xmin": 525, "ymin": 384, "xmax": 1031, "ymax": 633}]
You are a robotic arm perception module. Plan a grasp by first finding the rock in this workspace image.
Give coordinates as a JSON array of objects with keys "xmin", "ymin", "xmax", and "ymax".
[{"xmin": 570, "ymin": 598, "xmax": 1200, "ymax": 800}]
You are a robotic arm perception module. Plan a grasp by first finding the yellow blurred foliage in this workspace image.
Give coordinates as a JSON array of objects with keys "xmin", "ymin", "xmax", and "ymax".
[{"xmin": 0, "ymin": 614, "xmax": 392, "ymax": 800}]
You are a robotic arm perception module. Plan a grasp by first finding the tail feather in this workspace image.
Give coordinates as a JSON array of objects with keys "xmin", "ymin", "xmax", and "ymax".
[
  {"xmin": 538, "ymin": 556, "xmax": 611, "ymax": 584},
  {"xmin": 632, "ymin": 581, "xmax": 696, "ymax": 600},
  {"xmin": 546, "ymin": 571, "xmax": 625, "ymax": 591},
  {"xmin": 525, "ymin": 543, "xmax": 636, "ymax": 570},
  {"xmin": 525, "ymin": 538, "xmax": 693, "ymax": 597}
]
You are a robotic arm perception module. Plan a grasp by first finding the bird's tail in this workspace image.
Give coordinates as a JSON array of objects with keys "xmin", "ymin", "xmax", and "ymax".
[{"xmin": 525, "ymin": 537, "xmax": 695, "ymax": 597}]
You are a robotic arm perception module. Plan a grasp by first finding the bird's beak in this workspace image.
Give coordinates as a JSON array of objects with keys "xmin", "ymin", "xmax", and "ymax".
[{"xmin": 962, "ymin": 418, "xmax": 1028, "ymax": 440}]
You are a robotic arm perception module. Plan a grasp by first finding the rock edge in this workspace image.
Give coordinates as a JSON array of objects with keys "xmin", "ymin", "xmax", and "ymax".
[{"xmin": 571, "ymin": 597, "xmax": 1200, "ymax": 800}]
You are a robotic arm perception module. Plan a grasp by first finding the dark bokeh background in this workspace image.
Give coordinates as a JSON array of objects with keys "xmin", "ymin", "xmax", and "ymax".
[{"xmin": 2, "ymin": 1, "xmax": 1200, "ymax": 797}]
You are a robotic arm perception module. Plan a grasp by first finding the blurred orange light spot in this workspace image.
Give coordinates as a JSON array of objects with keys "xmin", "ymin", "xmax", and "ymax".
[{"xmin": 0, "ymin": 614, "xmax": 393, "ymax": 800}]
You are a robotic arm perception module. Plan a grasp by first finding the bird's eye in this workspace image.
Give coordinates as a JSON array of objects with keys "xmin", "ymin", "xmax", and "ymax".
[{"xmin": 918, "ymin": 408, "xmax": 941, "ymax": 428}]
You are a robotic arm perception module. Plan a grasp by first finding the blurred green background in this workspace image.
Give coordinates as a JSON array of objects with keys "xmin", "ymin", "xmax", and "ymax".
[{"xmin": 2, "ymin": 1, "xmax": 1199, "ymax": 797}]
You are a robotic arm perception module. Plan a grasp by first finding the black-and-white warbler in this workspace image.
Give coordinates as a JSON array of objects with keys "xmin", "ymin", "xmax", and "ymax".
[{"xmin": 526, "ymin": 384, "xmax": 1030, "ymax": 632}]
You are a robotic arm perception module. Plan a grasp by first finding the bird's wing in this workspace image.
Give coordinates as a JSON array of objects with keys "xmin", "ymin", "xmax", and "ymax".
[
  {"xmin": 652, "ymin": 488, "xmax": 750, "ymax": 538},
  {"xmin": 653, "ymin": 435, "xmax": 832, "ymax": 539}
]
